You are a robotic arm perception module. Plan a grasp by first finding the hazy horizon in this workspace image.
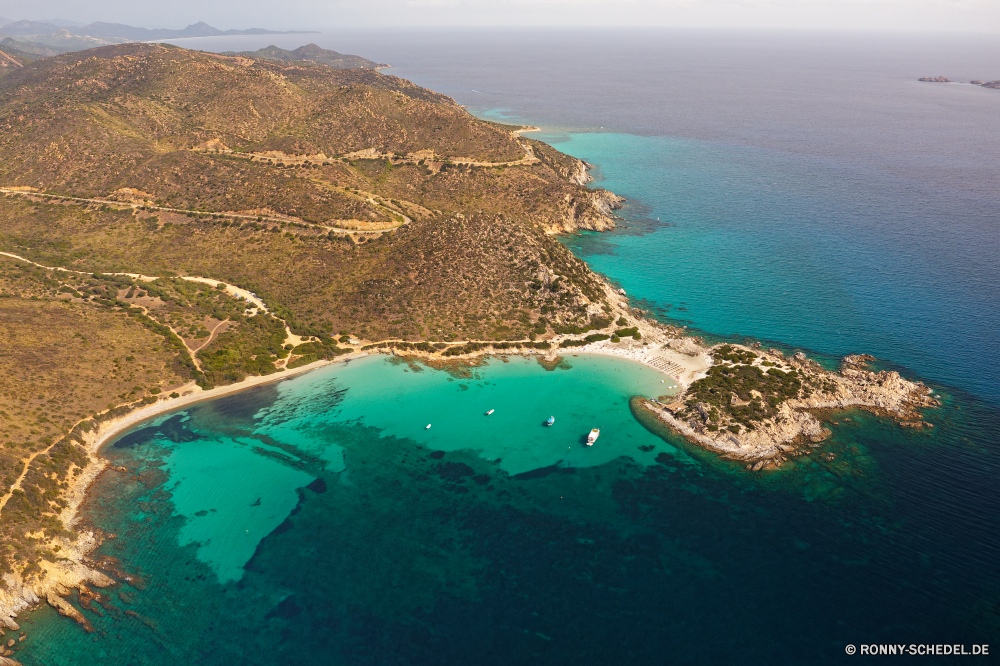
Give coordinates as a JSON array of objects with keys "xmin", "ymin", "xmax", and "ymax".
[{"xmin": 2, "ymin": 0, "xmax": 1000, "ymax": 35}]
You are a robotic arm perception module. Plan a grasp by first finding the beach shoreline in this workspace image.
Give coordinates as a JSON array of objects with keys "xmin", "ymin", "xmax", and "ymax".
[
  {"xmin": 0, "ymin": 351, "xmax": 373, "ymax": 632},
  {"xmin": 84, "ymin": 351, "xmax": 370, "ymax": 456}
]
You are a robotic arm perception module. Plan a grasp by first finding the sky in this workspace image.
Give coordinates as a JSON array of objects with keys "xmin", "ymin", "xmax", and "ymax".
[{"xmin": 2, "ymin": 0, "xmax": 999, "ymax": 33}]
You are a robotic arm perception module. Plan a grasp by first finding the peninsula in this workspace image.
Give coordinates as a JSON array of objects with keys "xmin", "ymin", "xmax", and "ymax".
[{"xmin": 0, "ymin": 40, "xmax": 937, "ymax": 653}]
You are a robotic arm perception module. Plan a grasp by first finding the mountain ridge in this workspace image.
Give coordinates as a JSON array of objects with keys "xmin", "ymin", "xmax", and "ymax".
[
  {"xmin": 0, "ymin": 18, "xmax": 316, "ymax": 53},
  {"xmin": 221, "ymin": 43, "xmax": 389, "ymax": 70}
]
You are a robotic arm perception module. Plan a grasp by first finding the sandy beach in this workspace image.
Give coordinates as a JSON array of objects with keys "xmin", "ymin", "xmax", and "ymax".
[
  {"xmin": 559, "ymin": 341, "xmax": 711, "ymax": 388},
  {"xmin": 85, "ymin": 351, "xmax": 369, "ymax": 455}
]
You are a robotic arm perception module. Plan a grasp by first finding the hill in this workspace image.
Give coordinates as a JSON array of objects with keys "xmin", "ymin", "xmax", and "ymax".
[
  {"xmin": 0, "ymin": 19, "xmax": 312, "ymax": 44},
  {"xmin": 222, "ymin": 43, "xmax": 389, "ymax": 70},
  {"xmin": 0, "ymin": 43, "xmax": 618, "ymax": 230},
  {"xmin": 0, "ymin": 44, "xmax": 29, "ymax": 72},
  {"xmin": 0, "ymin": 36, "xmax": 66, "ymax": 58},
  {"xmin": 0, "ymin": 41, "xmax": 630, "ymax": 610}
]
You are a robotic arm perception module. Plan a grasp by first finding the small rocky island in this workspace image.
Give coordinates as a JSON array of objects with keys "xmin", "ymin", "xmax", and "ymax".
[
  {"xmin": 635, "ymin": 343, "xmax": 939, "ymax": 471},
  {"xmin": 970, "ymin": 80, "xmax": 1000, "ymax": 89},
  {"xmin": 918, "ymin": 76, "xmax": 952, "ymax": 82}
]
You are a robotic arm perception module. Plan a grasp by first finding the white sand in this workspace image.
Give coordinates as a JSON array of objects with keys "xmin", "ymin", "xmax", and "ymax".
[{"xmin": 86, "ymin": 352, "xmax": 369, "ymax": 455}]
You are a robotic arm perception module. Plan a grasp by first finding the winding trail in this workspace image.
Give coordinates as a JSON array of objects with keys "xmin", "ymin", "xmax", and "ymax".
[
  {"xmin": 0, "ymin": 250, "xmax": 316, "ymax": 520},
  {"xmin": 0, "ymin": 187, "xmax": 408, "ymax": 235}
]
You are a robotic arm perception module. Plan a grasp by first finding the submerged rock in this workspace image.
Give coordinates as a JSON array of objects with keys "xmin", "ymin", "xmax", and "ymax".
[{"xmin": 46, "ymin": 593, "xmax": 93, "ymax": 633}]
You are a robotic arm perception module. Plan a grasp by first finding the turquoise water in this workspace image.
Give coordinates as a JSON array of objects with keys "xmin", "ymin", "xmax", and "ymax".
[
  {"xmin": 523, "ymin": 129, "xmax": 999, "ymax": 402},
  {"xmin": 134, "ymin": 354, "xmax": 683, "ymax": 586},
  {"xmin": 17, "ymin": 352, "xmax": 1000, "ymax": 665},
  {"xmin": 13, "ymin": 30, "xmax": 1000, "ymax": 665}
]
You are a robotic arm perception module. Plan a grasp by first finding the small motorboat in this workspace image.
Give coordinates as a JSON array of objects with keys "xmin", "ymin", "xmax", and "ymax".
[
  {"xmin": 425, "ymin": 424, "xmax": 431, "ymax": 429},
  {"xmin": 486, "ymin": 409, "xmax": 495, "ymax": 416},
  {"xmin": 546, "ymin": 416, "xmax": 555, "ymax": 426},
  {"xmin": 586, "ymin": 428, "xmax": 600, "ymax": 446}
]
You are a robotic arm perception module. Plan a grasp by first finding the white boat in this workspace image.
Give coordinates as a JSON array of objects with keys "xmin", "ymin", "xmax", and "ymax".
[
  {"xmin": 587, "ymin": 428, "xmax": 600, "ymax": 445},
  {"xmin": 546, "ymin": 416, "xmax": 555, "ymax": 426},
  {"xmin": 486, "ymin": 409, "xmax": 494, "ymax": 415},
  {"xmin": 425, "ymin": 424, "xmax": 431, "ymax": 429}
]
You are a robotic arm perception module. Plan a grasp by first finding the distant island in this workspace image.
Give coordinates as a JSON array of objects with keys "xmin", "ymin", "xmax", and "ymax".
[
  {"xmin": 0, "ymin": 18, "xmax": 315, "ymax": 56},
  {"xmin": 221, "ymin": 44, "xmax": 389, "ymax": 70},
  {"xmin": 918, "ymin": 76, "xmax": 1000, "ymax": 89}
]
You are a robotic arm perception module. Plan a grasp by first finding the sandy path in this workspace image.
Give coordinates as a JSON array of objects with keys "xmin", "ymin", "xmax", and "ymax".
[
  {"xmin": 188, "ymin": 319, "xmax": 229, "ymax": 354},
  {"xmin": 0, "ymin": 187, "xmax": 403, "ymax": 236}
]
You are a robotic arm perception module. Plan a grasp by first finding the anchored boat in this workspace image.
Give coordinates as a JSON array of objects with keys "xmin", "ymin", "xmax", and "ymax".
[
  {"xmin": 586, "ymin": 428, "xmax": 600, "ymax": 445},
  {"xmin": 425, "ymin": 424, "xmax": 431, "ymax": 429},
  {"xmin": 486, "ymin": 409, "xmax": 495, "ymax": 415},
  {"xmin": 546, "ymin": 416, "xmax": 555, "ymax": 426}
]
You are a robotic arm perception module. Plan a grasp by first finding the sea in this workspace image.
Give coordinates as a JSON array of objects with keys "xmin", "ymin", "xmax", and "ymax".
[{"xmin": 15, "ymin": 30, "xmax": 1000, "ymax": 665}]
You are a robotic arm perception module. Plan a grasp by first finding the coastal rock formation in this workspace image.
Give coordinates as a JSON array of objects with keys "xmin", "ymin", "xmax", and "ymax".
[
  {"xmin": 918, "ymin": 76, "xmax": 952, "ymax": 82},
  {"xmin": 543, "ymin": 189, "xmax": 624, "ymax": 234},
  {"xmin": 0, "ymin": 526, "xmax": 114, "ymax": 633},
  {"xmin": 972, "ymin": 80, "xmax": 1000, "ymax": 89},
  {"xmin": 567, "ymin": 158, "xmax": 593, "ymax": 187},
  {"xmin": 46, "ymin": 592, "xmax": 92, "ymax": 632},
  {"xmin": 638, "ymin": 344, "xmax": 937, "ymax": 466}
]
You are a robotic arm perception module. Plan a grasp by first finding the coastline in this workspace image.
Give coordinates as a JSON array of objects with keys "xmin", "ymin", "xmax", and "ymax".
[
  {"xmin": 83, "ymin": 351, "xmax": 368, "ymax": 457},
  {"xmin": 0, "ymin": 352, "xmax": 369, "ymax": 636}
]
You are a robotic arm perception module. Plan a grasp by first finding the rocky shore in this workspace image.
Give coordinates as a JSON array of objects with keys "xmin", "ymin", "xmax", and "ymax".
[
  {"xmin": 545, "ymin": 188, "xmax": 624, "ymax": 234},
  {"xmin": 636, "ymin": 346, "xmax": 940, "ymax": 470},
  {"xmin": 0, "ymin": 356, "xmax": 357, "ymax": 648},
  {"xmin": 540, "ymin": 157, "xmax": 625, "ymax": 234}
]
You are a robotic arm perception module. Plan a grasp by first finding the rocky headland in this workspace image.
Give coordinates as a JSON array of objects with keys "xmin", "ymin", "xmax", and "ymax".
[{"xmin": 635, "ymin": 345, "xmax": 939, "ymax": 470}]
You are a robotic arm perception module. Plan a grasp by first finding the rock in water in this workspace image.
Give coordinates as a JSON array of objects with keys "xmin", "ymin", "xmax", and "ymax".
[{"xmin": 45, "ymin": 593, "xmax": 93, "ymax": 633}]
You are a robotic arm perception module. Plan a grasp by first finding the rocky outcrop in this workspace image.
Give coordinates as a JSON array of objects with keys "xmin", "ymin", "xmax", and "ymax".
[
  {"xmin": 971, "ymin": 80, "xmax": 1000, "ymax": 89},
  {"xmin": 918, "ymin": 76, "xmax": 952, "ymax": 82},
  {"xmin": 542, "ymin": 188, "xmax": 625, "ymax": 234},
  {"xmin": 193, "ymin": 138, "xmax": 229, "ymax": 152},
  {"xmin": 641, "ymin": 345, "xmax": 938, "ymax": 467},
  {"xmin": 46, "ymin": 593, "xmax": 93, "ymax": 632},
  {"xmin": 567, "ymin": 158, "xmax": 593, "ymax": 186},
  {"xmin": 0, "ymin": 458, "xmax": 115, "ymax": 634},
  {"xmin": 107, "ymin": 187, "xmax": 155, "ymax": 205}
]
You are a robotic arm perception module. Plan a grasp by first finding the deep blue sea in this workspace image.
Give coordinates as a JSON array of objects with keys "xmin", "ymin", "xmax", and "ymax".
[{"xmin": 15, "ymin": 30, "xmax": 1000, "ymax": 664}]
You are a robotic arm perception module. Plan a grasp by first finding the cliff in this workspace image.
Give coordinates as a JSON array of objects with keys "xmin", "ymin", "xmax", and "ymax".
[{"xmin": 540, "ymin": 188, "xmax": 624, "ymax": 234}]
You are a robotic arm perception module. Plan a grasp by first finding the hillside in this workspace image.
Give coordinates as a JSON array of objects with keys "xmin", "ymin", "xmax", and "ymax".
[
  {"xmin": 222, "ymin": 43, "xmax": 389, "ymax": 70},
  {"xmin": 0, "ymin": 19, "xmax": 311, "ymax": 48},
  {"xmin": 0, "ymin": 43, "xmax": 541, "ymax": 221},
  {"xmin": 0, "ymin": 36, "xmax": 65, "ymax": 59},
  {"xmin": 0, "ymin": 45, "xmax": 29, "ymax": 72},
  {"xmin": 0, "ymin": 42, "xmax": 633, "ymax": 619},
  {"xmin": 0, "ymin": 41, "xmax": 632, "ymax": 607}
]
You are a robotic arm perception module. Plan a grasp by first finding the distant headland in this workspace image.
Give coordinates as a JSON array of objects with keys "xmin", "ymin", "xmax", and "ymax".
[{"xmin": 918, "ymin": 76, "xmax": 1000, "ymax": 89}]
